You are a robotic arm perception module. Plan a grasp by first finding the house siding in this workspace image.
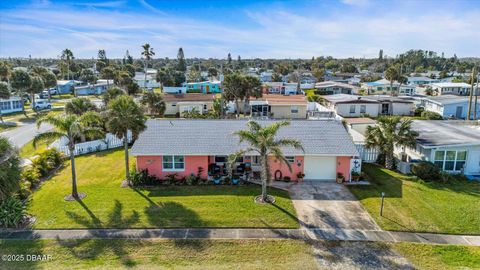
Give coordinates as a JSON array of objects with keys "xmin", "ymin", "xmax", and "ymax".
[
  {"xmin": 336, "ymin": 156, "xmax": 352, "ymax": 181},
  {"xmin": 269, "ymin": 156, "xmax": 304, "ymax": 180},
  {"xmin": 136, "ymin": 155, "xmax": 209, "ymax": 179}
]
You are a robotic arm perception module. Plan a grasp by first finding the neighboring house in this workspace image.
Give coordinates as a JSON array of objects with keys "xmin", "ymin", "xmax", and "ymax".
[
  {"xmin": 422, "ymin": 95, "xmax": 480, "ymax": 119},
  {"xmin": 249, "ymin": 94, "xmax": 308, "ymax": 119},
  {"xmin": 263, "ymin": 82, "xmax": 299, "ymax": 95},
  {"xmin": 163, "ymin": 86, "xmax": 186, "ymax": 94},
  {"xmin": 75, "ymin": 80, "xmax": 113, "ymax": 96},
  {"xmin": 184, "ymin": 81, "xmax": 222, "ymax": 94},
  {"xmin": 131, "ymin": 119, "xmax": 360, "ymax": 181},
  {"xmin": 163, "ymin": 93, "xmax": 217, "ymax": 117},
  {"xmin": 323, "ymin": 94, "xmax": 414, "ymax": 117},
  {"xmin": 429, "ymin": 82, "xmax": 471, "ymax": 96},
  {"xmin": 399, "ymin": 121, "xmax": 480, "ymax": 177},
  {"xmin": 56, "ymin": 80, "xmax": 82, "ymax": 94},
  {"xmin": 0, "ymin": 96, "xmax": 24, "ymax": 114},
  {"xmin": 362, "ymin": 79, "xmax": 416, "ymax": 96},
  {"xmin": 314, "ymin": 81, "xmax": 355, "ymax": 94},
  {"xmin": 260, "ymin": 72, "xmax": 272, "ymax": 82},
  {"xmin": 407, "ymin": 76, "xmax": 439, "ymax": 86},
  {"xmin": 134, "ymin": 70, "xmax": 160, "ymax": 90}
]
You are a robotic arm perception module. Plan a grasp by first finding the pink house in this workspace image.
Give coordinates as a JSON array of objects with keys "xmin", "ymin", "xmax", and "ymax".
[{"xmin": 131, "ymin": 120, "xmax": 360, "ymax": 182}]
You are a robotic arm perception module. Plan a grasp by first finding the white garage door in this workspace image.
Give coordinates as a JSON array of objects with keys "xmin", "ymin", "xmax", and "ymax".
[{"xmin": 304, "ymin": 156, "xmax": 336, "ymax": 181}]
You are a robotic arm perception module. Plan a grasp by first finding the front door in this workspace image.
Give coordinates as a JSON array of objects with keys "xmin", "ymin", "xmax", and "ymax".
[
  {"xmin": 455, "ymin": 106, "xmax": 463, "ymax": 119},
  {"xmin": 381, "ymin": 103, "xmax": 389, "ymax": 114}
]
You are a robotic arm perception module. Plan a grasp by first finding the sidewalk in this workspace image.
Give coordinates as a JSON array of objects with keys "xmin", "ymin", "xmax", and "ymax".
[{"xmin": 1, "ymin": 228, "xmax": 478, "ymax": 246}]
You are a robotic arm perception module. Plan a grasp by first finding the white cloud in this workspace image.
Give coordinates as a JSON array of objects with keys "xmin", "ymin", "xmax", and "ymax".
[{"xmin": 0, "ymin": 1, "xmax": 479, "ymax": 58}]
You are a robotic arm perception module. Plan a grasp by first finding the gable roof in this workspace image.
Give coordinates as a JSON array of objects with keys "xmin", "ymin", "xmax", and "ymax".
[
  {"xmin": 250, "ymin": 94, "xmax": 308, "ymax": 106},
  {"xmin": 315, "ymin": 81, "xmax": 354, "ymax": 89},
  {"xmin": 323, "ymin": 94, "xmax": 379, "ymax": 104},
  {"xmin": 131, "ymin": 119, "xmax": 358, "ymax": 156},
  {"xmin": 423, "ymin": 95, "xmax": 472, "ymax": 105}
]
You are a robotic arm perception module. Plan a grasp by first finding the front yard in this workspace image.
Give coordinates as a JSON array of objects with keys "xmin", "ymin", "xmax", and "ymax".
[
  {"xmin": 349, "ymin": 164, "xmax": 480, "ymax": 234},
  {"xmin": 27, "ymin": 149, "xmax": 299, "ymax": 229}
]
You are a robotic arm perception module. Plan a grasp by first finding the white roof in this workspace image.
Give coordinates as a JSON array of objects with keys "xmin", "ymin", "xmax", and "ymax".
[{"xmin": 431, "ymin": 82, "xmax": 471, "ymax": 88}]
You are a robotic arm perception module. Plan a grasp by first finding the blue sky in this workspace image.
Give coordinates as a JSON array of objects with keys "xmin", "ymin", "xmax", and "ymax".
[{"xmin": 0, "ymin": 0, "xmax": 479, "ymax": 59}]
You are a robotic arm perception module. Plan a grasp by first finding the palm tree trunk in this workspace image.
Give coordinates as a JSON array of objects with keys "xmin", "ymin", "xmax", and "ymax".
[
  {"xmin": 260, "ymin": 154, "xmax": 269, "ymax": 202},
  {"xmin": 124, "ymin": 133, "xmax": 130, "ymax": 185},
  {"xmin": 385, "ymin": 151, "xmax": 394, "ymax": 170},
  {"xmin": 144, "ymin": 60, "xmax": 147, "ymax": 90},
  {"xmin": 235, "ymin": 98, "xmax": 240, "ymax": 118},
  {"xmin": 69, "ymin": 146, "xmax": 78, "ymax": 198}
]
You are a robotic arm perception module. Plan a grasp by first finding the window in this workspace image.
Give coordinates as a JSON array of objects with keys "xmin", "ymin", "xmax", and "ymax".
[
  {"xmin": 285, "ymin": 156, "xmax": 295, "ymax": 163},
  {"xmin": 214, "ymin": 156, "xmax": 227, "ymax": 163},
  {"xmin": 360, "ymin": 105, "xmax": 366, "ymax": 113},
  {"xmin": 235, "ymin": 156, "xmax": 244, "ymax": 163},
  {"xmin": 203, "ymin": 104, "xmax": 207, "ymax": 110},
  {"xmin": 291, "ymin": 106, "xmax": 299, "ymax": 113},
  {"xmin": 433, "ymin": 150, "xmax": 467, "ymax": 171},
  {"xmin": 0, "ymin": 101, "xmax": 11, "ymax": 111},
  {"xmin": 162, "ymin": 155, "xmax": 185, "ymax": 171},
  {"xmin": 349, "ymin": 105, "xmax": 356, "ymax": 113},
  {"xmin": 12, "ymin": 101, "xmax": 22, "ymax": 109},
  {"xmin": 251, "ymin": 156, "xmax": 260, "ymax": 165}
]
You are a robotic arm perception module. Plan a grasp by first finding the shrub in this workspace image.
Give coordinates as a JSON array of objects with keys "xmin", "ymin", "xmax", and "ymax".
[
  {"xmin": 18, "ymin": 181, "xmax": 32, "ymax": 201},
  {"xmin": 283, "ymin": 176, "xmax": 291, "ymax": 182},
  {"xmin": 165, "ymin": 173, "xmax": 179, "ymax": 185},
  {"xmin": 129, "ymin": 169, "xmax": 158, "ymax": 186},
  {"xmin": 0, "ymin": 137, "xmax": 22, "ymax": 202},
  {"xmin": 31, "ymin": 149, "xmax": 63, "ymax": 177},
  {"xmin": 411, "ymin": 161, "xmax": 441, "ymax": 181},
  {"xmin": 0, "ymin": 196, "xmax": 26, "ymax": 228},
  {"xmin": 414, "ymin": 107, "xmax": 425, "ymax": 117},
  {"xmin": 21, "ymin": 166, "xmax": 41, "ymax": 187},
  {"xmin": 421, "ymin": 110, "xmax": 443, "ymax": 120},
  {"xmin": 185, "ymin": 174, "xmax": 197, "ymax": 186}
]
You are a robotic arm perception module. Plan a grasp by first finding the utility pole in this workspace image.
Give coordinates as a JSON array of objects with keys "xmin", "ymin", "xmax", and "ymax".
[{"xmin": 467, "ymin": 67, "xmax": 475, "ymax": 120}]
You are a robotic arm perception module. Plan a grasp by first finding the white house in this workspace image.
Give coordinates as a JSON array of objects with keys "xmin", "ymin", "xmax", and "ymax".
[
  {"xmin": 314, "ymin": 81, "xmax": 355, "ymax": 94},
  {"xmin": 323, "ymin": 94, "xmax": 414, "ymax": 117},
  {"xmin": 422, "ymin": 95, "xmax": 480, "ymax": 119},
  {"xmin": 401, "ymin": 121, "xmax": 480, "ymax": 178},
  {"xmin": 75, "ymin": 80, "xmax": 113, "ymax": 96},
  {"xmin": 429, "ymin": 82, "xmax": 471, "ymax": 96},
  {"xmin": 0, "ymin": 96, "xmax": 23, "ymax": 114},
  {"xmin": 134, "ymin": 70, "xmax": 160, "ymax": 90},
  {"xmin": 362, "ymin": 79, "xmax": 416, "ymax": 96},
  {"xmin": 407, "ymin": 76, "xmax": 439, "ymax": 86},
  {"xmin": 163, "ymin": 86, "xmax": 186, "ymax": 94}
]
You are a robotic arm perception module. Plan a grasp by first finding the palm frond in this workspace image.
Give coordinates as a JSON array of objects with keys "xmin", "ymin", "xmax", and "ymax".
[{"xmin": 33, "ymin": 131, "xmax": 64, "ymax": 148}]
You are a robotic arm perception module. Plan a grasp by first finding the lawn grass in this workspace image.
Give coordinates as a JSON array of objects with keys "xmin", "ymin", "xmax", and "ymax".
[
  {"xmin": 0, "ymin": 239, "xmax": 316, "ymax": 269},
  {"xmin": 348, "ymin": 164, "xmax": 480, "ymax": 234},
  {"xmin": 393, "ymin": 243, "xmax": 480, "ymax": 270},
  {"xmin": 0, "ymin": 123, "xmax": 17, "ymax": 132},
  {"xmin": 19, "ymin": 138, "xmax": 54, "ymax": 159},
  {"xmin": 27, "ymin": 148, "xmax": 299, "ymax": 229}
]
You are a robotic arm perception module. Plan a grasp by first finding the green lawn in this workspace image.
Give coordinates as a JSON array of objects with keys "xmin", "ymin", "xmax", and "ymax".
[
  {"xmin": 19, "ymin": 139, "xmax": 54, "ymax": 159},
  {"xmin": 27, "ymin": 148, "xmax": 299, "ymax": 229},
  {"xmin": 0, "ymin": 239, "xmax": 316, "ymax": 270},
  {"xmin": 393, "ymin": 243, "xmax": 480, "ymax": 270},
  {"xmin": 348, "ymin": 164, "xmax": 480, "ymax": 234}
]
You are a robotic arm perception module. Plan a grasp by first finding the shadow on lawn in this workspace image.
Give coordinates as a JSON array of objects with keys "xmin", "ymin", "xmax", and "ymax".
[
  {"xmin": 59, "ymin": 199, "xmax": 141, "ymax": 267},
  {"xmin": 0, "ymin": 232, "xmax": 45, "ymax": 270}
]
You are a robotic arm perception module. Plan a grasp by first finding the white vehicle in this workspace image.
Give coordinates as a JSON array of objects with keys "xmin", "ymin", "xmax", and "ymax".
[{"xmin": 30, "ymin": 99, "xmax": 52, "ymax": 111}]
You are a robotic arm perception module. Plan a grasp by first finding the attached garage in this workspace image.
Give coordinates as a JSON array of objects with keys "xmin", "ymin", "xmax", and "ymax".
[{"xmin": 304, "ymin": 156, "xmax": 337, "ymax": 180}]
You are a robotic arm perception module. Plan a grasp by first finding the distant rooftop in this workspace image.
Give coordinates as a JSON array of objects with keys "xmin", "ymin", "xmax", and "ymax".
[
  {"xmin": 431, "ymin": 82, "xmax": 471, "ymax": 88},
  {"xmin": 424, "ymin": 95, "xmax": 473, "ymax": 105},
  {"xmin": 164, "ymin": 93, "xmax": 217, "ymax": 102}
]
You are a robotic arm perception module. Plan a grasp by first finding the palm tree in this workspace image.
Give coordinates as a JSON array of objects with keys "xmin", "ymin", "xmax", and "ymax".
[
  {"xmin": 233, "ymin": 121, "xmax": 303, "ymax": 203},
  {"xmin": 106, "ymin": 96, "xmax": 146, "ymax": 185},
  {"xmin": 140, "ymin": 92, "xmax": 166, "ymax": 117},
  {"xmin": 65, "ymin": 97, "xmax": 97, "ymax": 116},
  {"xmin": 385, "ymin": 66, "xmax": 399, "ymax": 96},
  {"xmin": 0, "ymin": 82, "xmax": 10, "ymax": 123},
  {"xmin": 141, "ymin": 44, "xmax": 155, "ymax": 90},
  {"xmin": 365, "ymin": 116, "xmax": 418, "ymax": 170},
  {"xmin": 102, "ymin": 87, "xmax": 124, "ymax": 107},
  {"xmin": 34, "ymin": 112, "xmax": 104, "ymax": 200},
  {"xmin": 61, "ymin": 49, "xmax": 74, "ymax": 80}
]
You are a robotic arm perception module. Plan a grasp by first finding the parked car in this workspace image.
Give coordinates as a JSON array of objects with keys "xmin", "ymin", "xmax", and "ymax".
[{"xmin": 30, "ymin": 99, "xmax": 52, "ymax": 111}]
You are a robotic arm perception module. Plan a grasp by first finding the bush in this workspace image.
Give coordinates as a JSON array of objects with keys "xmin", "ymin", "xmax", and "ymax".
[
  {"xmin": 411, "ymin": 161, "xmax": 441, "ymax": 181},
  {"xmin": 0, "ymin": 137, "xmax": 22, "ymax": 202},
  {"xmin": 0, "ymin": 196, "xmax": 26, "ymax": 228},
  {"xmin": 21, "ymin": 166, "xmax": 41, "ymax": 187},
  {"xmin": 185, "ymin": 174, "xmax": 197, "ymax": 185},
  {"xmin": 414, "ymin": 107, "xmax": 425, "ymax": 117},
  {"xmin": 421, "ymin": 110, "xmax": 443, "ymax": 120},
  {"xmin": 129, "ymin": 169, "xmax": 158, "ymax": 186},
  {"xmin": 31, "ymin": 149, "xmax": 63, "ymax": 177}
]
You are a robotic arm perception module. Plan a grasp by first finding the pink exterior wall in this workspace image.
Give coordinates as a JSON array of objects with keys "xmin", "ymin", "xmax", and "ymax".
[
  {"xmin": 269, "ymin": 156, "xmax": 304, "ymax": 181},
  {"xmin": 136, "ymin": 155, "xmax": 209, "ymax": 179},
  {"xmin": 336, "ymin": 156, "xmax": 352, "ymax": 181}
]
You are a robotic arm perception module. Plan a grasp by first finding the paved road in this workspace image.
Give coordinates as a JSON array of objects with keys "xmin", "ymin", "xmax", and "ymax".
[
  {"xmin": 290, "ymin": 181, "xmax": 380, "ymax": 230},
  {"xmin": 0, "ymin": 121, "xmax": 52, "ymax": 148}
]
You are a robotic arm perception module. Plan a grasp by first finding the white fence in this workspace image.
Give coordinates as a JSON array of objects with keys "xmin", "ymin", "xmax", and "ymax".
[
  {"xmin": 50, "ymin": 132, "xmax": 132, "ymax": 156},
  {"xmin": 355, "ymin": 144, "xmax": 380, "ymax": 163}
]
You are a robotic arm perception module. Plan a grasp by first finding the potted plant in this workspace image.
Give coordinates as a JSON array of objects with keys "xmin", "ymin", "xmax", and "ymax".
[
  {"xmin": 336, "ymin": 172, "xmax": 345, "ymax": 183},
  {"xmin": 213, "ymin": 174, "xmax": 222, "ymax": 185},
  {"xmin": 351, "ymin": 170, "xmax": 360, "ymax": 182},
  {"xmin": 296, "ymin": 172, "xmax": 305, "ymax": 182},
  {"xmin": 231, "ymin": 174, "xmax": 240, "ymax": 185},
  {"xmin": 283, "ymin": 176, "xmax": 291, "ymax": 182}
]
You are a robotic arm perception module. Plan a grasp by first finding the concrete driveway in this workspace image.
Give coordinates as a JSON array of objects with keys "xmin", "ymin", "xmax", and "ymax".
[{"xmin": 289, "ymin": 181, "xmax": 380, "ymax": 230}]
